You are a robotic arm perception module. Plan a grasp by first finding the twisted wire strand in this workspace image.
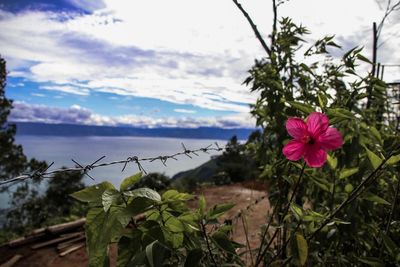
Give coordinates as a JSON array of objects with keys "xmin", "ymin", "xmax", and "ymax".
[{"xmin": 0, "ymin": 142, "xmax": 225, "ymax": 187}]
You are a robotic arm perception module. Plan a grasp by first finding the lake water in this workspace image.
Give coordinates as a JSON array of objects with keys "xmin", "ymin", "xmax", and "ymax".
[{"xmin": 0, "ymin": 135, "xmax": 226, "ymax": 210}]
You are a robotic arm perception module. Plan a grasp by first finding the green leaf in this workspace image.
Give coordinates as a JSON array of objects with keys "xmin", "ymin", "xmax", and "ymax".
[
  {"xmin": 163, "ymin": 212, "xmax": 185, "ymax": 233},
  {"xmin": 207, "ymin": 203, "xmax": 235, "ymax": 220},
  {"xmin": 120, "ymin": 197, "xmax": 155, "ymax": 225},
  {"xmin": 102, "ymin": 189, "xmax": 121, "ymax": 212},
  {"xmin": 164, "ymin": 230, "xmax": 184, "ymax": 248},
  {"xmin": 212, "ymin": 232, "xmax": 236, "ymax": 255},
  {"xmin": 145, "ymin": 240, "xmax": 167, "ymax": 267},
  {"xmin": 85, "ymin": 207, "xmax": 124, "ymax": 267},
  {"xmin": 365, "ymin": 148, "xmax": 383, "ymax": 170},
  {"xmin": 290, "ymin": 203, "xmax": 303, "ymax": 221},
  {"xmin": 356, "ymin": 54, "xmax": 372, "ymax": 64},
  {"xmin": 124, "ymin": 188, "xmax": 161, "ymax": 202},
  {"xmin": 198, "ymin": 195, "xmax": 206, "ymax": 216},
  {"xmin": 381, "ymin": 232, "xmax": 399, "ymax": 257},
  {"xmin": 387, "ymin": 154, "xmax": 400, "ymax": 165},
  {"xmin": 327, "ymin": 155, "xmax": 338, "ymax": 170},
  {"xmin": 370, "ymin": 126, "xmax": 382, "ymax": 143},
  {"xmin": 339, "ymin": 168, "xmax": 359, "ymax": 179},
  {"xmin": 117, "ymin": 233, "xmax": 141, "ymax": 267},
  {"xmin": 358, "ymin": 257, "xmax": 385, "ymax": 267},
  {"xmin": 317, "ymin": 93, "xmax": 327, "ymax": 108},
  {"xmin": 184, "ymin": 249, "xmax": 203, "ymax": 267},
  {"xmin": 308, "ymin": 175, "xmax": 332, "ymax": 192},
  {"xmin": 345, "ymin": 184, "xmax": 354, "ymax": 193},
  {"xmin": 363, "ymin": 192, "xmax": 390, "ymax": 205},
  {"xmin": 162, "ymin": 189, "xmax": 192, "ymax": 201},
  {"xmin": 327, "ymin": 108, "xmax": 354, "ymax": 119},
  {"xmin": 287, "ymin": 101, "xmax": 315, "ymax": 114},
  {"xmin": 162, "ymin": 189, "xmax": 179, "ymax": 200},
  {"xmin": 71, "ymin": 182, "xmax": 115, "ymax": 204},
  {"xmin": 120, "ymin": 172, "xmax": 142, "ymax": 192},
  {"xmin": 295, "ymin": 234, "xmax": 308, "ymax": 266}
]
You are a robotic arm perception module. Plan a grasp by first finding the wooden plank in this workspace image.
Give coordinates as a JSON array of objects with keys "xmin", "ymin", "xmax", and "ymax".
[
  {"xmin": 8, "ymin": 233, "xmax": 45, "ymax": 247},
  {"xmin": 59, "ymin": 243, "xmax": 85, "ymax": 257},
  {"xmin": 47, "ymin": 218, "xmax": 86, "ymax": 234},
  {"xmin": 31, "ymin": 232, "xmax": 82, "ymax": 249},
  {"xmin": 57, "ymin": 235, "xmax": 85, "ymax": 251},
  {"xmin": 60, "ymin": 231, "xmax": 84, "ymax": 238},
  {"xmin": 0, "ymin": 254, "xmax": 23, "ymax": 267}
]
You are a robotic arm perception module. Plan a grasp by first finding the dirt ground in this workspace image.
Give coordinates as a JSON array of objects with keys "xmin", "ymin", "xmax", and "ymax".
[{"xmin": 0, "ymin": 182, "xmax": 270, "ymax": 267}]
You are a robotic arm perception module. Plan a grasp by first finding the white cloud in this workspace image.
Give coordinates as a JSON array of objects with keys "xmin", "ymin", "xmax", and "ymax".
[
  {"xmin": 40, "ymin": 85, "xmax": 90, "ymax": 96},
  {"xmin": 174, "ymin": 109, "xmax": 196, "ymax": 114},
  {"xmin": 1, "ymin": 0, "xmax": 399, "ymax": 117},
  {"xmin": 10, "ymin": 101, "xmax": 255, "ymax": 128}
]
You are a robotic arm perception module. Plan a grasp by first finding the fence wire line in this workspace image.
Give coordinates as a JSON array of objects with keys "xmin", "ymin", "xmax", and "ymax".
[{"xmin": 0, "ymin": 142, "xmax": 226, "ymax": 187}]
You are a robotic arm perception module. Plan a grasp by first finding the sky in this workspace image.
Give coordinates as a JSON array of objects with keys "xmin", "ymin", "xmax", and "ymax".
[{"xmin": 1, "ymin": 0, "xmax": 399, "ymax": 128}]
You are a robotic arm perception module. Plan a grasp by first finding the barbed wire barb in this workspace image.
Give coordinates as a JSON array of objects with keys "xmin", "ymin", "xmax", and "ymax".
[{"xmin": 0, "ymin": 143, "xmax": 226, "ymax": 187}]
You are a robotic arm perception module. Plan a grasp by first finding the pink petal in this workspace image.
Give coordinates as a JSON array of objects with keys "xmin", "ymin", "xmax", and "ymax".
[
  {"xmin": 318, "ymin": 127, "xmax": 343, "ymax": 151},
  {"xmin": 304, "ymin": 144, "xmax": 327, "ymax": 168},
  {"xmin": 283, "ymin": 140, "xmax": 306, "ymax": 161},
  {"xmin": 286, "ymin": 118, "xmax": 308, "ymax": 139},
  {"xmin": 306, "ymin": 112, "xmax": 329, "ymax": 138}
]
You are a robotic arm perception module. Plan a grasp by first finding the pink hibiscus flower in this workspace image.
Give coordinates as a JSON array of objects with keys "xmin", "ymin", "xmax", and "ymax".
[{"xmin": 283, "ymin": 112, "xmax": 343, "ymax": 168}]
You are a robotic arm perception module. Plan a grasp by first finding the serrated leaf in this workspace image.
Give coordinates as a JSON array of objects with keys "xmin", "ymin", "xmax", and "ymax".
[
  {"xmin": 339, "ymin": 168, "xmax": 359, "ymax": 179},
  {"xmin": 71, "ymin": 182, "xmax": 115, "ymax": 204},
  {"xmin": 124, "ymin": 188, "xmax": 161, "ymax": 202},
  {"xmin": 162, "ymin": 189, "xmax": 179, "ymax": 200},
  {"xmin": 163, "ymin": 212, "xmax": 185, "ymax": 233},
  {"xmin": 86, "ymin": 207, "xmax": 124, "ymax": 267},
  {"xmin": 163, "ymin": 190, "xmax": 192, "ymax": 201},
  {"xmin": 365, "ymin": 148, "xmax": 383, "ymax": 170},
  {"xmin": 120, "ymin": 172, "xmax": 142, "ymax": 191},
  {"xmin": 164, "ymin": 230, "xmax": 184, "ymax": 248},
  {"xmin": 102, "ymin": 189, "xmax": 121, "ymax": 212}
]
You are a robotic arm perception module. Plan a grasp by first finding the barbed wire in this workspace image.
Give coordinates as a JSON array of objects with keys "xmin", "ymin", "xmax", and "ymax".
[{"xmin": 0, "ymin": 142, "xmax": 226, "ymax": 187}]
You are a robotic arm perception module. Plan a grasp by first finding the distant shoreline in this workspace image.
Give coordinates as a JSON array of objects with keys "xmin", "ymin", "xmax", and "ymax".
[{"xmin": 12, "ymin": 122, "xmax": 257, "ymax": 140}]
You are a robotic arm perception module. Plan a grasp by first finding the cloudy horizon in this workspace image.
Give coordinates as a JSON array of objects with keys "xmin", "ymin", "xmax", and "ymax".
[{"xmin": 1, "ymin": 0, "xmax": 399, "ymax": 128}]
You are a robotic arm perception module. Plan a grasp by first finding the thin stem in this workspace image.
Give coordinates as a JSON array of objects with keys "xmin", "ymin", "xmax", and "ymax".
[
  {"xmin": 271, "ymin": 0, "xmax": 278, "ymax": 52},
  {"xmin": 307, "ymin": 151, "xmax": 395, "ymax": 241},
  {"xmin": 385, "ymin": 174, "xmax": 400, "ymax": 234},
  {"xmin": 201, "ymin": 221, "xmax": 218, "ymax": 267},
  {"xmin": 232, "ymin": 0, "xmax": 271, "ymax": 56},
  {"xmin": 379, "ymin": 172, "xmax": 400, "ymax": 257},
  {"xmin": 331, "ymin": 170, "xmax": 336, "ymax": 210},
  {"xmin": 254, "ymin": 227, "xmax": 279, "ymax": 267},
  {"xmin": 254, "ymin": 163, "xmax": 306, "ymax": 267},
  {"xmin": 254, "ymin": 197, "xmax": 281, "ymax": 265},
  {"xmin": 241, "ymin": 214, "xmax": 254, "ymax": 266},
  {"xmin": 268, "ymin": 221, "xmax": 302, "ymax": 265}
]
